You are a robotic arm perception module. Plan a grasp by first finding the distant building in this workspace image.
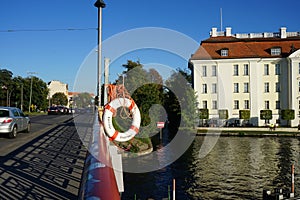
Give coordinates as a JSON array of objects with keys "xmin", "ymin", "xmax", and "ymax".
[
  {"xmin": 47, "ymin": 80, "xmax": 69, "ymax": 106},
  {"xmin": 189, "ymin": 27, "xmax": 300, "ymax": 126}
]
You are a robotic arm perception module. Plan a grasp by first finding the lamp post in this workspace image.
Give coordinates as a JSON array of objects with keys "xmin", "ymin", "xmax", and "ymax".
[
  {"xmin": 94, "ymin": 0, "xmax": 106, "ymax": 107},
  {"xmin": 27, "ymin": 72, "xmax": 37, "ymax": 112}
]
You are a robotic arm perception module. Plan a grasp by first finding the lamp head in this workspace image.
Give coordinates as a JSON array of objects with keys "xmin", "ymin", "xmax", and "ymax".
[{"xmin": 94, "ymin": 0, "xmax": 106, "ymax": 8}]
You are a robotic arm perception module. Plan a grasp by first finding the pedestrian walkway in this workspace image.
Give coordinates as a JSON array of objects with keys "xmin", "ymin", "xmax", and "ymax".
[{"xmin": 0, "ymin": 118, "xmax": 92, "ymax": 199}]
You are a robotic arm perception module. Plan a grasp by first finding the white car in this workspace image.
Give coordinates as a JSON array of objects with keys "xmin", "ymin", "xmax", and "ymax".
[{"xmin": 0, "ymin": 107, "xmax": 31, "ymax": 138}]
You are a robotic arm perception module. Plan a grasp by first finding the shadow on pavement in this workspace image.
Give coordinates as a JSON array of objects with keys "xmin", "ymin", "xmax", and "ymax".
[{"xmin": 0, "ymin": 117, "xmax": 93, "ymax": 199}]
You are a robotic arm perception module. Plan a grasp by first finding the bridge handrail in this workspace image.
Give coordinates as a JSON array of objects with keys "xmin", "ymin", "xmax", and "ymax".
[{"xmin": 78, "ymin": 111, "xmax": 121, "ymax": 200}]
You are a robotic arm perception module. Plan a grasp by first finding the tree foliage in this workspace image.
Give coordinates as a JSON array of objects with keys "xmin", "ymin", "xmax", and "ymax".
[
  {"xmin": 239, "ymin": 110, "xmax": 250, "ymax": 120},
  {"xmin": 74, "ymin": 92, "xmax": 93, "ymax": 108},
  {"xmin": 260, "ymin": 110, "xmax": 272, "ymax": 123},
  {"xmin": 164, "ymin": 68, "xmax": 197, "ymax": 131},
  {"xmin": 0, "ymin": 69, "xmax": 49, "ymax": 111},
  {"xmin": 199, "ymin": 109, "xmax": 209, "ymax": 119},
  {"xmin": 281, "ymin": 109, "xmax": 295, "ymax": 127},
  {"xmin": 51, "ymin": 92, "xmax": 68, "ymax": 106},
  {"xmin": 116, "ymin": 60, "xmax": 164, "ymax": 137},
  {"xmin": 218, "ymin": 109, "xmax": 229, "ymax": 119}
]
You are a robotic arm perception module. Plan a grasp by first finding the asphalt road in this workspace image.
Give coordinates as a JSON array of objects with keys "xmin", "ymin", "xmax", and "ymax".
[{"xmin": 0, "ymin": 113, "xmax": 94, "ymax": 199}]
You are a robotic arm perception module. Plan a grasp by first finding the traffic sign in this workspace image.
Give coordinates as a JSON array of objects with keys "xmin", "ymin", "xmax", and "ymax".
[{"xmin": 157, "ymin": 122, "xmax": 165, "ymax": 129}]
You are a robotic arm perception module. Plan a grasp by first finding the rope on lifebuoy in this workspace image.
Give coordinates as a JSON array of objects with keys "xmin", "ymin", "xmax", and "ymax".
[{"xmin": 103, "ymin": 98, "xmax": 141, "ymax": 142}]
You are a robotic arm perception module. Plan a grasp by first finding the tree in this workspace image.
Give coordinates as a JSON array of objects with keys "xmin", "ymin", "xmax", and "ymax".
[
  {"xmin": 165, "ymin": 68, "xmax": 197, "ymax": 130},
  {"xmin": 51, "ymin": 92, "xmax": 68, "ymax": 106},
  {"xmin": 73, "ymin": 92, "xmax": 93, "ymax": 108},
  {"xmin": 199, "ymin": 108, "xmax": 209, "ymax": 126},
  {"xmin": 260, "ymin": 110, "xmax": 272, "ymax": 124},
  {"xmin": 0, "ymin": 69, "xmax": 13, "ymax": 106},
  {"xmin": 116, "ymin": 60, "xmax": 163, "ymax": 137},
  {"xmin": 281, "ymin": 109, "xmax": 295, "ymax": 127},
  {"xmin": 218, "ymin": 109, "xmax": 228, "ymax": 120},
  {"xmin": 239, "ymin": 110, "xmax": 250, "ymax": 120}
]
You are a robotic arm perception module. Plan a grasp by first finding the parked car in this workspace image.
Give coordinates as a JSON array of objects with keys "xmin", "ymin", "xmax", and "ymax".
[{"xmin": 0, "ymin": 107, "xmax": 31, "ymax": 138}]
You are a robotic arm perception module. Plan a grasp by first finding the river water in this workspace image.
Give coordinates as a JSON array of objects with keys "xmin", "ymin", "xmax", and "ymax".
[{"xmin": 121, "ymin": 135, "xmax": 300, "ymax": 200}]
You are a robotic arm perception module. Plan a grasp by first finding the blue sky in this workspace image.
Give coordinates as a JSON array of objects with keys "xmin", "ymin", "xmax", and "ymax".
[{"xmin": 1, "ymin": 0, "xmax": 300, "ymax": 92}]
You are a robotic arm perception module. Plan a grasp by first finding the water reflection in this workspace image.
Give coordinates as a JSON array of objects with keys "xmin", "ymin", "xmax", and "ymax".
[{"xmin": 122, "ymin": 136, "xmax": 300, "ymax": 200}]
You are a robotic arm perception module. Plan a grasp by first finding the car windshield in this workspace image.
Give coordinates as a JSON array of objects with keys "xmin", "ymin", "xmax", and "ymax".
[{"xmin": 0, "ymin": 110, "xmax": 9, "ymax": 117}]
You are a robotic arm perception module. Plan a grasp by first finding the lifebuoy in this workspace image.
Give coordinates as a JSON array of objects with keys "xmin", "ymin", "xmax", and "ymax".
[{"xmin": 103, "ymin": 98, "xmax": 141, "ymax": 142}]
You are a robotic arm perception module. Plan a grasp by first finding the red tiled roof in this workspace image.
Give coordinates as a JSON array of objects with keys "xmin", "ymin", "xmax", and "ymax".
[{"xmin": 190, "ymin": 36, "xmax": 300, "ymax": 60}]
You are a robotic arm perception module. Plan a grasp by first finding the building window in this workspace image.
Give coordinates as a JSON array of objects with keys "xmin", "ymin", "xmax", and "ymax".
[
  {"xmin": 234, "ymin": 100, "xmax": 239, "ymax": 109},
  {"xmin": 234, "ymin": 83, "xmax": 239, "ymax": 93},
  {"xmin": 276, "ymin": 101, "xmax": 280, "ymax": 109},
  {"xmin": 244, "ymin": 64, "xmax": 249, "ymax": 75},
  {"xmin": 212, "ymin": 101, "xmax": 217, "ymax": 109},
  {"xmin": 299, "ymin": 100, "xmax": 300, "ymax": 109},
  {"xmin": 299, "ymin": 63, "xmax": 300, "ymax": 74},
  {"xmin": 264, "ymin": 64, "xmax": 269, "ymax": 75},
  {"xmin": 212, "ymin": 65, "xmax": 217, "ymax": 76},
  {"xmin": 275, "ymin": 64, "xmax": 281, "ymax": 75},
  {"xmin": 265, "ymin": 101, "xmax": 270, "ymax": 109},
  {"xmin": 271, "ymin": 47, "xmax": 281, "ymax": 56},
  {"xmin": 299, "ymin": 82, "xmax": 300, "ymax": 92},
  {"xmin": 276, "ymin": 82, "xmax": 280, "ymax": 92},
  {"xmin": 202, "ymin": 101, "xmax": 207, "ymax": 109},
  {"xmin": 202, "ymin": 84, "xmax": 207, "ymax": 93},
  {"xmin": 202, "ymin": 66, "xmax": 207, "ymax": 77},
  {"xmin": 212, "ymin": 83, "xmax": 217, "ymax": 93},
  {"xmin": 264, "ymin": 82, "xmax": 269, "ymax": 93},
  {"xmin": 244, "ymin": 100, "xmax": 250, "ymax": 109},
  {"xmin": 233, "ymin": 65, "xmax": 239, "ymax": 76},
  {"xmin": 221, "ymin": 49, "xmax": 228, "ymax": 56},
  {"xmin": 244, "ymin": 83, "xmax": 249, "ymax": 93}
]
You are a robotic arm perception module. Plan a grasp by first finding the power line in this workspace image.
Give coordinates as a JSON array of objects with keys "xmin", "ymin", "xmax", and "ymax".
[{"xmin": 0, "ymin": 27, "xmax": 97, "ymax": 33}]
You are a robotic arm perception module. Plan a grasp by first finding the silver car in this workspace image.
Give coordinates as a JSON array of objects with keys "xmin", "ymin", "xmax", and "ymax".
[{"xmin": 0, "ymin": 107, "xmax": 31, "ymax": 138}]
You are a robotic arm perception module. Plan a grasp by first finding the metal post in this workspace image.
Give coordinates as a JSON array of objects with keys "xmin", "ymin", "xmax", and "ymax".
[
  {"xmin": 94, "ymin": 0, "xmax": 106, "ymax": 107},
  {"xmin": 173, "ymin": 179, "xmax": 176, "ymax": 200},
  {"xmin": 6, "ymin": 89, "xmax": 8, "ymax": 107},
  {"xmin": 27, "ymin": 72, "xmax": 37, "ymax": 112},
  {"xmin": 291, "ymin": 164, "xmax": 295, "ymax": 194},
  {"xmin": 104, "ymin": 57, "xmax": 110, "ymax": 105},
  {"xmin": 21, "ymin": 84, "xmax": 23, "ymax": 110},
  {"xmin": 29, "ymin": 76, "xmax": 33, "ymax": 112}
]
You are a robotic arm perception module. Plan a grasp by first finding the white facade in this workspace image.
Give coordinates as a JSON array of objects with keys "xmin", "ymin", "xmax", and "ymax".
[
  {"xmin": 47, "ymin": 80, "xmax": 69, "ymax": 106},
  {"xmin": 190, "ymin": 28, "xmax": 300, "ymax": 127}
]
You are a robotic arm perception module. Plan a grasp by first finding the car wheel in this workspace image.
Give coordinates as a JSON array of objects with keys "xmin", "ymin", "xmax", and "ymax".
[
  {"xmin": 9, "ymin": 126, "xmax": 17, "ymax": 138},
  {"xmin": 25, "ymin": 123, "xmax": 31, "ymax": 133}
]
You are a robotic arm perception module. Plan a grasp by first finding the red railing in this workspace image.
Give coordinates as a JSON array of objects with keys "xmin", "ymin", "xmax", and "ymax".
[{"xmin": 79, "ymin": 112, "xmax": 121, "ymax": 200}]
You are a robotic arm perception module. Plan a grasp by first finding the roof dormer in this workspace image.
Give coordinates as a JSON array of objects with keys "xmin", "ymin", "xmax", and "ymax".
[
  {"xmin": 270, "ymin": 47, "xmax": 281, "ymax": 56},
  {"xmin": 220, "ymin": 48, "xmax": 229, "ymax": 56}
]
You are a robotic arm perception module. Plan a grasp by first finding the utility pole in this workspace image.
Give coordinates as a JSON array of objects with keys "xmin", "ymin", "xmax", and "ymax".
[
  {"xmin": 27, "ymin": 71, "xmax": 38, "ymax": 112},
  {"xmin": 21, "ymin": 84, "xmax": 23, "ymax": 110},
  {"xmin": 94, "ymin": 0, "xmax": 106, "ymax": 107}
]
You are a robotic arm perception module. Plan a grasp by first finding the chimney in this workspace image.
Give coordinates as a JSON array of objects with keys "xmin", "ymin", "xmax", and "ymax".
[
  {"xmin": 225, "ymin": 27, "xmax": 232, "ymax": 36},
  {"xmin": 211, "ymin": 27, "xmax": 217, "ymax": 37},
  {"xmin": 280, "ymin": 27, "xmax": 287, "ymax": 39}
]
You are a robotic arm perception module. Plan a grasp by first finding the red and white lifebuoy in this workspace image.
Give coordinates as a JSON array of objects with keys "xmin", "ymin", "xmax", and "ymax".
[{"xmin": 103, "ymin": 98, "xmax": 141, "ymax": 142}]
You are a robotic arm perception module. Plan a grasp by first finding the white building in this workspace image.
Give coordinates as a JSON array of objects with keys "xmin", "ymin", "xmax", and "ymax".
[
  {"xmin": 47, "ymin": 80, "xmax": 69, "ymax": 106},
  {"xmin": 189, "ymin": 27, "xmax": 300, "ymax": 127}
]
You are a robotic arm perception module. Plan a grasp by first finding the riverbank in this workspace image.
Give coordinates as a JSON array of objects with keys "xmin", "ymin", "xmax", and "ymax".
[{"xmin": 196, "ymin": 127, "xmax": 300, "ymax": 137}]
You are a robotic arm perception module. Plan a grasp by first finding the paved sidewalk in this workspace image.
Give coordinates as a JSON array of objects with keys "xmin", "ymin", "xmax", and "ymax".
[{"xmin": 0, "ymin": 116, "xmax": 93, "ymax": 199}]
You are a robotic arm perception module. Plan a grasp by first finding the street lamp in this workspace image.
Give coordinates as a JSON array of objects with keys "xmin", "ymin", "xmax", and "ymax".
[
  {"xmin": 27, "ymin": 72, "xmax": 38, "ymax": 112},
  {"xmin": 94, "ymin": 0, "xmax": 106, "ymax": 107}
]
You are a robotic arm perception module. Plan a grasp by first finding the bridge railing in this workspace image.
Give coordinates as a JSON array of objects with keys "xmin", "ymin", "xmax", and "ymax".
[{"xmin": 78, "ymin": 111, "xmax": 123, "ymax": 200}]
